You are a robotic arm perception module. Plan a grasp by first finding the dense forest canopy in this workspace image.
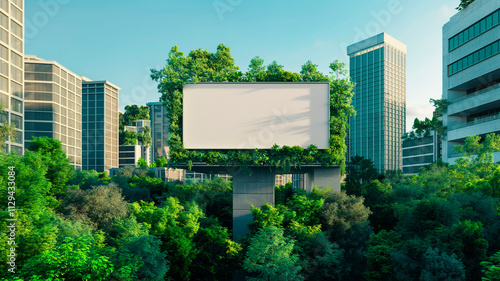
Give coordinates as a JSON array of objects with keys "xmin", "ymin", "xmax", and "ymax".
[{"xmin": 1, "ymin": 133, "xmax": 500, "ymax": 280}]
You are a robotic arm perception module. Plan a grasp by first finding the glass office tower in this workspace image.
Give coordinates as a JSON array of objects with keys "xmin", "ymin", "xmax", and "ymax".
[
  {"xmin": 347, "ymin": 33, "xmax": 406, "ymax": 172},
  {"xmin": 82, "ymin": 79, "xmax": 119, "ymax": 173},
  {"xmin": 24, "ymin": 55, "xmax": 82, "ymax": 170},
  {"xmin": 147, "ymin": 101, "xmax": 169, "ymax": 160},
  {"xmin": 0, "ymin": 0, "xmax": 24, "ymax": 154}
]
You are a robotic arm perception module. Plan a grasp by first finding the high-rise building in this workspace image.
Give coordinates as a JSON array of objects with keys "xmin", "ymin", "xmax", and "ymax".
[
  {"xmin": 24, "ymin": 55, "xmax": 82, "ymax": 169},
  {"xmin": 442, "ymin": 0, "xmax": 500, "ymax": 163},
  {"xmin": 0, "ymin": 0, "xmax": 24, "ymax": 154},
  {"xmin": 147, "ymin": 101, "xmax": 169, "ymax": 161},
  {"xmin": 347, "ymin": 32, "xmax": 407, "ymax": 172},
  {"xmin": 82, "ymin": 78, "xmax": 120, "ymax": 173}
]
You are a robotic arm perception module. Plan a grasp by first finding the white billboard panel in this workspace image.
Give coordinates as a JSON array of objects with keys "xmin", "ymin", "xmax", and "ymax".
[{"xmin": 183, "ymin": 83, "xmax": 330, "ymax": 149}]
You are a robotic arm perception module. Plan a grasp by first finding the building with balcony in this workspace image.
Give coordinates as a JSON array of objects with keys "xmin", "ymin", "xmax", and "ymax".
[
  {"xmin": 443, "ymin": 0, "xmax": 500, "ymax": 163},
  {"xmin": 402, "ymin": 131, "xmax": 441, "ymax": 174},
  {"xmin": 0, "ymin": 0, "xmax": 24, "ymax": 154},
  {"xmin": 82, "ymin": 78, "xmax": 120, "ymax": 173},
  {"xmin": 347, "ymin": 33, "xmax": 407, "ymax": 172},
  {"xmin": 119, "ymin": 119, "xmax": 151, "ymax": 167},
  {"xmin": 24, "ymin": 55, "xmax": 82, "ymax": 169}
]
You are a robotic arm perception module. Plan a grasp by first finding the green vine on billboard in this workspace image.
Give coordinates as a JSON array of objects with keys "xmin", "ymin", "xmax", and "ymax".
[{"xmin": 151, "ymin": 44, "xmax": 355, "ymax": 173}]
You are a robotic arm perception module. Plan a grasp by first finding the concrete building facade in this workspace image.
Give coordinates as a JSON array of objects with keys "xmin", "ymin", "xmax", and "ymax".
[
  {"xmin": 347, "ymin": 33, "xmax": 407, "ymax": 173},
  {"xmin": 82, "ymin": 79, "xmax": 120, "ymax": 173},
  {"xmin": 402, "ymin": 131, "xmax": 441, "ymax": 174},
  {"xmin": 0, "ymin": 0, "xmax": 24, "ymax": 154},
  {"xmin": 443, "ymin": 0, "xmax": 500, "ymax": 163},
  {"xmin": 24, "ymin": 55, "xmax": 82, "ymax": 169}
]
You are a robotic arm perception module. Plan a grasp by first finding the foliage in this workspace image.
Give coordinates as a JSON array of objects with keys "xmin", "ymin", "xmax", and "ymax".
[
  {"xmin": 137, "ymin": 157, "xmax": 148, "ymax": 167},
  {"xmin": 429, "ymin": 98, "xmax": 449, "ymax": 116},
  {"xmin": 121, "ymin": 130, "xmax": 139, "ymax": 145},
  {"xmin": 20, "ymin": 235, "xmax": 113, "ymax": 281},
  {"xmin": 345, "ymin": 156, "xmax": 381, "ymax": 196},
  {"xmin": 29, "ymin": 137, "xmax": 75, "ymax": 200},
  {"xmin": 67, "ymin": 170, "xmax": 108, "ymax": 190},
  {"xmin": 296, "ymin": 231, "xmax": 344, "ymax": 280},
  {"xmin": 151, "ymin": 44, "xmax": 355, "ymax": 173},
  {"xmin": 246, "ymin": 56, "xmax": 266, "ymax": 82},
  {"xmin": 419, "ymin": 247, "xmax": 465, "ymax": 281},
  {"xmin": 456, "ymin": 0, "xmax": 475, "ymax": 10},
  {"xmin": 313, "ymin": 189, "xmax": 371, "ymax": 238},
  {"xmin": 482, "ymin": 250, "xmax": 500, "ymax": 281},
  {"xmin": 454, "ymin": 133, "xmax": 500, "ymax": 165},
  {"xmin": 122, "ymin": 105, "xmax": 150, "ymax": 125},
  {"xmin": 121, "ymin": 235, "xmax": 169, "ymax": 281},
  {"xmin": 138, "ymin": 126, "xmax": 152, "ymax": 148},
  {"xmin": 243, "ymin": 226, "xmax": 304, "ymax": 281},
  {"xmin": 275, "ymin": 181, "xmax": 293, "ymax": 205},
  {"xmin": 0, "ymin": 103, "xmax": 17, "ymax": 150},
  {"xmin": 0, "ymin": 152, "xmax": 59, "ymax": 273},
  {"xmin": 364, "ymin": 230, "xmax": 401, "ymax": 281},
  {"xmin": 152, "ymin": 156, "xmax": 168, "ymax": 167},
  {"xmin": 191, "ymin": 217, "xmax": 242, "ymax": 281},
  {"xmin": 130, "ymin": 198, "xmax": 204, "ymax": 281},
  {"xmin": 64, "ymin": 184, "xmax": 130, "ymax": 230}
]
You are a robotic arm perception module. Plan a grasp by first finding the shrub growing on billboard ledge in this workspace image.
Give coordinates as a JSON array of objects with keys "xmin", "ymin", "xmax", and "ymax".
[{"xmin": 151, "ymin": 44, "xmax": 355, "ymax": 173}]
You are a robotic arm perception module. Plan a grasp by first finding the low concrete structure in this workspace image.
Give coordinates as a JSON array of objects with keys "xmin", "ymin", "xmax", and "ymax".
[{"xmin": 185, "ymin": 164, "xmax": 341, "ymax": 240}]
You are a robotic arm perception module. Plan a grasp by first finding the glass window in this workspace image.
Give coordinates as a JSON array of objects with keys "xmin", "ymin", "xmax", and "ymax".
[
  {"xmin": 0, "ymin": 27, "xmax": 7, "ymax": 45},
  {"xmin": 10, "ymin": 98, "xmax": 21, "ymax": 113},
  {"xmin": 0, "ymin": 0, "xmax": 8, "ymax": 12},
  {"xmin": 10, "ymin": 20, "xmax": 21, "ymax": 39},
  {"xmin": 0, "ymin": 59, "xmax": 7, "ymax": 76},
  {"xmin": 10, "ymin": 5, "xmax": 21, "ymax": 23},
  {"xmin": 11, "ymin": 81, "xmax": 21, "ymax": 98},
  {"xmin": 0, "ymin": 11, "xmax": 6, "ymax": 29},
  {"xmin": 10, "ymin": 114, "xmax": 21, "ymax": 129},
  {"xmin": 11, "ymin": 66, "xmax": 22, "ymax": 83},
  {"xmin": 10, "ymin": 35, "xmax": 22, "ymax": 52},
  {"xmin": 10, "ymin": 51, "xmax": 21, "ymax": 68},
  {"xmin": 0, "ymin": 75, "xmax": 7, "ymax": 92}
]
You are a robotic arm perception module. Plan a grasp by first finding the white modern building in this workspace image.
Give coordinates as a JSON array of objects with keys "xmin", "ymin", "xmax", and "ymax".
[
  {"xmin": 402, "ymin": 131, "xmax": 441, "ymax": 174},
  {"xmin": 443, "ymin": 0, "xmax": 500, "ymax": 163},
  {"xmin": 24, "ymin": 55, "xmax": 82, "ymax": 170},
  {"xmin": 0, "ymin": 0, "xmax": 24, "ymax": 154}
]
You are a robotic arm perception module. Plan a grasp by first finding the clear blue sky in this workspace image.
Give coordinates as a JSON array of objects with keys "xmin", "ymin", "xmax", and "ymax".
[{"xmin": 25, "ymin": 0, "xmax": 460, "ymax": 130}]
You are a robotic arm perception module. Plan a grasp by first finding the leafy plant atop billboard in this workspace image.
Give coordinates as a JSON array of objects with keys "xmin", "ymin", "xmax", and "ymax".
[{"xmin": 151, "ymin": 44, "xmax": 355, "ymax": 173}]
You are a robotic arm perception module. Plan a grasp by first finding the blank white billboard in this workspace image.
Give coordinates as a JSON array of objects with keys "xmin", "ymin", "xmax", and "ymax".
[{"xmin": 183, "ymin": 83, "xmax": 330, "ymax": 149}]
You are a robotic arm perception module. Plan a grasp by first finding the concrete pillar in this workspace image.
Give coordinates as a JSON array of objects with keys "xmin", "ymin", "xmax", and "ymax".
[
  {"xmin": 232, "ymin": 167, "xmax": 275, "ymax": 241},
  {"xmin": 304, "ymin": 167, "xmax": 341, "ymax": 192}
]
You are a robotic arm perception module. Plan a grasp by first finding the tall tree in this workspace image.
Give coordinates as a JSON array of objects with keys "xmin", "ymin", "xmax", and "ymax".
[
  {"xmin": 243, "ymin": 226, "xmax": 304, "ymax": 281},
  {"xmin": 123, "ymin": 105, "xmax": 150, "ymax": 125},
  {"xmin": 300, "ymin": 60, "xmax": 328, "ymax": 82},
  {"xmin": 29, "ymin": 137, "xmax": 74, "ymax": 200},
  {"xmin": 345, "ymin": 156, "xmax": 381, "ymax": 196},
  {"xmin": 247, "ymin": 56, "xmax": 266, "ymax": 82}
]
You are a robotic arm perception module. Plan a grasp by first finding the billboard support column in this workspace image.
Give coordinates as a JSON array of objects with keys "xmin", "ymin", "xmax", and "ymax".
[{"xmin": 232, "ymin": 167, "xmax": 275, "ymax": 241}]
